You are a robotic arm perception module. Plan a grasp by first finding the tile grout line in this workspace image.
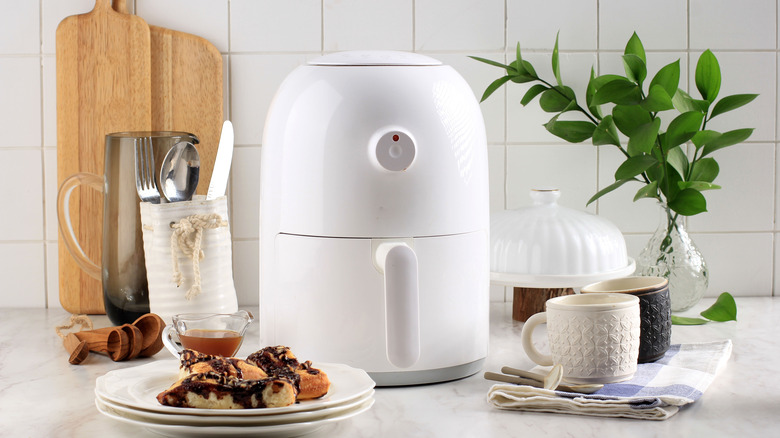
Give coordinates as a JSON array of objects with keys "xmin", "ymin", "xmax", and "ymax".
[
  {"xmin": 506, "ymin": 0, "xmax": 512, "ymax": 303},
  {"xmin": 39, "ymin": 0, "xmax": 49, "ymax": 309}
]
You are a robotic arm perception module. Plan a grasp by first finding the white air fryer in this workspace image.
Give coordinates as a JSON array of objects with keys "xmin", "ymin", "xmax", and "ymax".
[{"xmin": 259, "ymin": 51, "xmax": 489, "ymax": 386}]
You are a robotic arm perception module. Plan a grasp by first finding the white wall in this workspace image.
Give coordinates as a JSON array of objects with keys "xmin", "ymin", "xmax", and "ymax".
[{"xmin": 0, "ymin": 0, "xmax": 777, "ymax": 309}]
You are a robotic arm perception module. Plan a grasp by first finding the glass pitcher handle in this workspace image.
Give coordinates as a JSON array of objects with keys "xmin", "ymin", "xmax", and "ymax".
[{"xmin": 57, "ymin": 173, "xmax": 104, "ymax": 280}]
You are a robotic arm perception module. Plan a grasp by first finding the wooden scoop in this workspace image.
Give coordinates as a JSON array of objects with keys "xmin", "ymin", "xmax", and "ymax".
[
  {"xmin": 63, "ymin": 333, "xmax": 89, "ymax": 365},
  {"xmin": 89, "ymin": 313, "xmax": 165, "ymax": 358},
  {"xmin": 75, "ymin": 327, "xmax": 131, "ymax": 361},
  {"xmin": 132, "ymin": 313, "xmax": 165, "ymax": 357}
]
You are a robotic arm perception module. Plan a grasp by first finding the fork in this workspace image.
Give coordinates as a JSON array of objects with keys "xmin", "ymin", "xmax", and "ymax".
[{"xmin": 134, "ymin": 137, "xmax": 161, "ymax": 204}]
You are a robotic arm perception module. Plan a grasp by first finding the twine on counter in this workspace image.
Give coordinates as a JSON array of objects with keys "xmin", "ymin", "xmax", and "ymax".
[
  {"xmin": 54, "ymin": 314, "xmax": 94, "ymax": 338},
  {"xmin": 170, "ymin": 213, "xmax": 228, "ymax": 300}
]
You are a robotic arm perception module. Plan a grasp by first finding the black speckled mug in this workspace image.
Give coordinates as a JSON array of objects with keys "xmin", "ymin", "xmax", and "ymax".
[{"xmin": 581, "ymin": 276, "xmax": 671, "ymax": 363}]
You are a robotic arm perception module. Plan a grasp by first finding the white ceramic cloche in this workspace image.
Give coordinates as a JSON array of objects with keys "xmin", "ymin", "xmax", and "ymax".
[{"xmin": 490, "ymin": 188, "xmax": 635, "ymax": 288}]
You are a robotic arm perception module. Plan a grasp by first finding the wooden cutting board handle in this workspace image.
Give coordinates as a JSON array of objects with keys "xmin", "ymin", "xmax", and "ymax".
[{"xmin": 56, "ymin": 0, "xmax": 151, "ymax": 314}]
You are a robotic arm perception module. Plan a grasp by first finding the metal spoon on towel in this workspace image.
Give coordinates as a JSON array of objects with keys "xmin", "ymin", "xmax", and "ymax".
[{"xmin": 484, "ymin": 366, "xmax": 604, "ymax": 394}]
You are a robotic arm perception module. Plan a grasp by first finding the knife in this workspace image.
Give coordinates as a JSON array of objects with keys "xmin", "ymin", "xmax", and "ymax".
[{"xmin": 206, "ymin": 120, "xmax": 234, "ymax": 200}]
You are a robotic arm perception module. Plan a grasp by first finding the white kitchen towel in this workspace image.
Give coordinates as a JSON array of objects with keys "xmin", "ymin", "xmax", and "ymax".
[{"xmin": 487, "ymin": 340, "xmax": 732, "ymax": 420}]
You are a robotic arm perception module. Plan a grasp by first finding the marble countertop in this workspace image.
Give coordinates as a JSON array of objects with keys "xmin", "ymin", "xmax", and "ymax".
[{"xmin": 2, "ymin": 297, "xmax": 778, "ymax": 437}]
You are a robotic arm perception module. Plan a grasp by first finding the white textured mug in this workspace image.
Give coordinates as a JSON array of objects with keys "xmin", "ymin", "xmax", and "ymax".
[{"xmin": 520, "ymin": 293, "xmax": 641, "ymax": 384}]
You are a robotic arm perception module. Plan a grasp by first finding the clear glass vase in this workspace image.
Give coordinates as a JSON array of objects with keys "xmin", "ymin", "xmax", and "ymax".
[{"xmin": 636, "ymin": 203, "xmax": 708, "ymax": 312}]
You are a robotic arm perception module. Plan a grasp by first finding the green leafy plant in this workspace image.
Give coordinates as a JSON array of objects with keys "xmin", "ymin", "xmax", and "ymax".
[
  {"xmin": 471, "ymin": 32, "xmax": 757, "ymax": 217},
  {"xmin": 671, "ymin": 292, "xmax": 737, "ymax": 325}
]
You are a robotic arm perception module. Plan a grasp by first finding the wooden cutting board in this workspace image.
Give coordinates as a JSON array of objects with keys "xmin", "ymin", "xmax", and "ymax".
[
  {"xmin": 114, "ymin": 0, "xmax": 223, "ymax": 196},
  {"xmin": 56, "ymin": 0, "xmax": 151, "ymax": 314}
]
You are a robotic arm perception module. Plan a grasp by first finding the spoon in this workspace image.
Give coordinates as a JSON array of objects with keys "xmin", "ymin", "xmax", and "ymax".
[
  {"xmin": 500, "ymin": 366, "xmax": 604, "ymax": 393},
  {"xmin": 63, "ymin": 333, "xmax": 90, "ymax": 365},
  {"xmin": 89, "ymin": 313, "xmax": 166, "ymax": 357},
  {"xmin": 160, "ymin": 141, "xmax": 200, "ymax": 202}
]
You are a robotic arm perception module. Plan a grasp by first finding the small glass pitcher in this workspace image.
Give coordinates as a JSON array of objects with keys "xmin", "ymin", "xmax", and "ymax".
[{"xmin": 162, "ymin": 310, "xmax": 254, "ymax": 357}]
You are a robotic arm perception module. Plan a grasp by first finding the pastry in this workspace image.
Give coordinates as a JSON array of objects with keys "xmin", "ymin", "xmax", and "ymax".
[
  {"xmin": 156, "ymin": 371, "xmax": 296, "ymax": 409},
  {"xmin": 247, "ymin": 346, "xmax": 330, "ymax": 400},
  {"xmin": 178, "ymin": 349, "xmax": 267, "ymax": 380}
]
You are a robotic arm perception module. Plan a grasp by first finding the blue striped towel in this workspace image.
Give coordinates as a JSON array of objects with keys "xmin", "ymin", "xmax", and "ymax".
[{"xmin": 487, "ymin": 340, "xmax": 732, "ymax": 420}]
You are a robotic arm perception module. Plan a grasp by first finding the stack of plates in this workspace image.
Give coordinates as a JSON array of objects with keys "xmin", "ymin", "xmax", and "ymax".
[{"xmin": 95, "ymin": 360, "xmax": 375, "ymax": 437}]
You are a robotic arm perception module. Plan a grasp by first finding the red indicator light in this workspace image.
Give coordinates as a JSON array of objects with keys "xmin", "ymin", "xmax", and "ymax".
[{"xmin": 392, "ymin": 134, "xmax": 399, "ymax": 142}]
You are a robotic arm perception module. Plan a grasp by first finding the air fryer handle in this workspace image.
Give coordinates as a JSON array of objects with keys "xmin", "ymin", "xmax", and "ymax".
[{"xmin": 383, "ymin": 244, "xmax": 420, "ymax": 369}]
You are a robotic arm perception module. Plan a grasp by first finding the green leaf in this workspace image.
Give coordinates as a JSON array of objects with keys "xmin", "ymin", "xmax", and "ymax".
[
  {"xmin": 695, "ymin": 49, "xmax": 722, "ymax": 102},
  {"xmin": 701, "ymin": 128, "xmax": 754, "ymax": 156},
  {"xmin": 668, "ymin": 188, "xmax": 707, "ymax": 216},
  {"xmin": 678, "ymin": 181, "xmax": 721, "ymax": 191},
  {"xmin": 660, "ymin": 161, "xmax": 683, "ymax": 201},
  {"xmin": 592, "ymin": 115, "xmax": 621, "ymax": 147},
  {"xmin": 671, "ymin": 315, "xmax": 710, "ymax": 325},
  {"xmin": 633, "ymin": 181, "xmax": 659, "ymax": 201},
  {"xmin": 710, "ymin": 94, "xmax": 758, "ymax": 119},
  {"xmin": 615, "ymin": 155, "xmax": 658, "ymax": 180},
  {"xmin": 640, "ymin": 84, "xmax": 675, "ymax": 112},
  {"xmin": 515, "ymin": 42, "xmax": 523, "ymax": 65},
  {"xmin": 586, "ymin": 68, "xmax": 603, "ymax": 119},
  {"xmin": 586, "ymin": 179, "xmax": 633, "ymax": 206},
  {"xmin": 691, "ymin": 130, "xmax": 721, "ymax": 150},
  {"xmin": 479, "ymin": 75, "xmax": 512, "ymax": 102},
  {"xmin": 552, "ymin": 32, "xmax": 563, "ymax": 86},
  {"xmin": 672, "ymin": 88, "xmax": 709, "ymax": 113},
  {"xmin": 539, "ymin": 86, "xmax": 577, "ymax": 113},
  {"xmin": 690, "ymin": 157, "xmax": 719, "ymax": 182},
  {"xmin": 508, "ymin": 59, "xmax": 538, "ymax": 80},
  {"xmin": 592, "ymin": 78, "xmax": 642, "ymax": 105},
  {"xmin": 612, "ymin": 105, "xmax": 652, "ymax": 137},
  {"xmin": 470, "ymin": 56, "xmax": 512, "ymax": 71},
  {"xmin": 544, "ymin": 115, "xmax": 596, "ymax": 143},
  {"xmin": 665, "ymin": 111, "xmax": 705, "ymax": 149},
  {"xmin": 624, "ymin": 32, "xmax": 646, "ymax": 64},
  {"xmin": 649, "ymin": 59, "xmax": 681, "ymax": 98},
  {"xmin": 622, "ymin": 54, "xmax": 647, "ymax": 85},
  {"xmin": 700, "ymin": 292, "xmax": 738, "ymax": 322},
  {"xmin": 627, "ymin": 118, "xmax": 661, "ymax": 156},
  {"xmin": 520, "ymin": 84, "xmax": 548, "ymax": 106},
  {"xmin": 666, "ymin": 145, "xmax": 689, "ymax": 179}
]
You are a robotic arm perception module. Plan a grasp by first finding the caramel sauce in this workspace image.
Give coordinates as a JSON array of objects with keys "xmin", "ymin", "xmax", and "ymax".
[{"xmin": 179, "ymin": 329, "xmax": 242, "ymax": 357}]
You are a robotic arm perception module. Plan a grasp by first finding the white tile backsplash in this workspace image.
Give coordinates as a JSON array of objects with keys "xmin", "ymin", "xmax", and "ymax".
[
  {"xmin": 232, "ymin": 239, "xmax": 259, "ymax": 306},
  {"xmin": 488, "ymin": 145, "xmax": 505, "ymax": 212},
  {"xmin": 696, "ymin": 232, "xmax": 774, "ymax": 296},
  {"xmin": 230, "ymin": 146, "xmax": 262, "ymax": 240},
  {"xmin": 599, "ymin": 0, "xmax": 687, "ymax": 51},
  {"xmin": 0, "ymin": 243, "xmax": 46, "ymax": 307},
  {"xmin": 0, "ymin": 0, "xmax": 39, "ymax": 54},
  {"xmin": 0, "ymin": 57, "xmax": 41, "ymax": 148},
  {"xmin": 0, "ymin": 149, "xmax": 44, "ymax": 241},
  {"xmin": 690, "ymin": 0, "xmax": 776, "ymax": 50},
  {"xmin": 508, "ymin": 0, "xmax": 598, "ymax": 51},
  {"xmin": 2, "ymin": 0, "xmax": 780, "ymax": 307},
  {"xmin": 323, "ymin": 0, "xmax": 413, "ymax": 51},
  {"xmin": 230, "ymin": 0, "xmax": 322, "ymax": 53},
  {"xmin": 136, "ymin": 0, "xmax": 229, "ymax": 53},
  {"xmin": 415, "ymin": 0, "xmax": 503, "ymax": 51}
]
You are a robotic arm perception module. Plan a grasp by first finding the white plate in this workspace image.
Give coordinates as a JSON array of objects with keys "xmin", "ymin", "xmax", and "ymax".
[
  {"xmin": 96, "ymin": 390, "xmax": 374, "ymax": 426},
  {"xmin": 96, "ymin": 360, "xmax": 375, "ymax": 417},
  {"xmin": 96, "ymin": 395, "xmax": 374, "ymax": 437}
]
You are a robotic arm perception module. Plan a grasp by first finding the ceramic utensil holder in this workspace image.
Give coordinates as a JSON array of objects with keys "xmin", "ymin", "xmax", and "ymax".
[{"xmin": 140, "ymin": 195, "xmax": 238, "ymax": 324}]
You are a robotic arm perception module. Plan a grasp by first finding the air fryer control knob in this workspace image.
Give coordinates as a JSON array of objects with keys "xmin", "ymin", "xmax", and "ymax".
[{"xmin": 375, "ymin": 130, "xmax": 416, "ymax": 171}]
